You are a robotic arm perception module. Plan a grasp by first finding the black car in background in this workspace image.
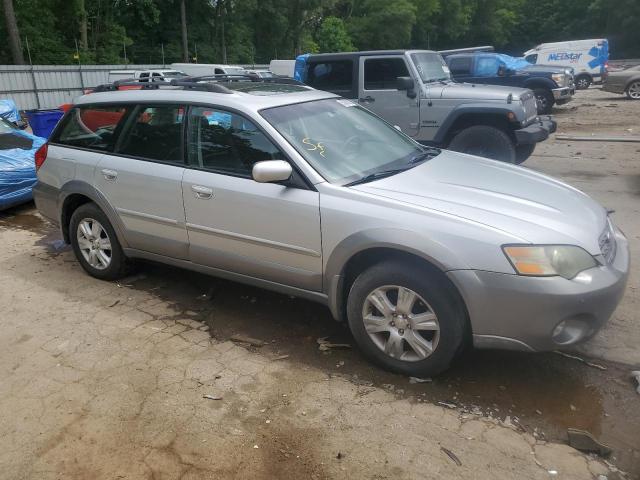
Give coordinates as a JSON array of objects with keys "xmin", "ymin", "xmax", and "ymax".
[{"xmin": 445, "ymin": 53, "xmax": 575, "ymax": 114}]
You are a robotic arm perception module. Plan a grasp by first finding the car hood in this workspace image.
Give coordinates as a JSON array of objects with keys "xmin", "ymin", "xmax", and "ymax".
[
  {"xmin": 351, "ymin": 151, "xmax": 607, "ymax": 253},
  {"xmin": 440, "ymin": 81, "xmax": 529, "ymax": 101},
  {"xmin": 519, "ymin": 64, "xmax": 568, "ymax": 74}
]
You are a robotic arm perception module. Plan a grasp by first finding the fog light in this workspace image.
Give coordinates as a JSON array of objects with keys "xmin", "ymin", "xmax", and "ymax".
[{"xmin": 551, "ymin": 315, "xmax": 595, "ymax": 345}]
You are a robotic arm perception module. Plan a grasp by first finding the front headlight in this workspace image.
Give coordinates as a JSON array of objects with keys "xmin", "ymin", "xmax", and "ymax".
[
  {"xmin": 551, "ymin": 73, "xmax": 566, "ymax": 86},
  {"xmin": 503, "ymin": 245, "xmax": 598, "ymax": 279}
]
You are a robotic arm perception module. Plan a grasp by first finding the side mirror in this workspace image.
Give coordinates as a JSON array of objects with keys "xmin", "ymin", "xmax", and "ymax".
[
  {"xmin": 497, "ymin": 65, "xmax": 507, "ymax": 76},
  {"xmin": 396, "ymin": 76, "xmax": 417, "ymax": 99},
  {"xmin": 252, "ymin": 160, "xmax": 292, "ymax": 183}
]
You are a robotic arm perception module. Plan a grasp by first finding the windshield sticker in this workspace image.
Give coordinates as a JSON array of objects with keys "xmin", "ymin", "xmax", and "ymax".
[
  {"xmin": 336, "ymin": 99, "xmax": 356, "ymax": 107},
  {"xmin": 302, "ymin": 137, "xmax": 326, "ymax": 157}
]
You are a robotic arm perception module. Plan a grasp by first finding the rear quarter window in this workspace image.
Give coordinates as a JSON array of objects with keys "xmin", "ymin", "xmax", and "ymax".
[
  {"xmin": 52, "ymin": 105, "xmax": 128, "ymax": 151},
  {"xmin": 306, "ymin": 60, "xmax": 354, "ymax": 95}
]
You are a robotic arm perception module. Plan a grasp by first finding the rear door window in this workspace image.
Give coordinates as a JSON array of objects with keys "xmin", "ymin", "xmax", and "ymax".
[
  {"xmin": 363, "ymin": 57, "xmax": 409, "ymax": 90},
  {"xmin": 448, "ymin": 57, "xmax": 472, "ymax": 75},
  {"xmin": 117, "ymin": 105, "xmax": 185, "ymax": 164},
  {"xmin": 306, "ymin": 60, "xmax": 354, "ymax": 94},
  {"xmin": 475, "ymin": 56, "xmax": 500, "ymax": 76},
  {"xmin": 53, "ymin": 105, "xmax": 129, "ymax": 151}
]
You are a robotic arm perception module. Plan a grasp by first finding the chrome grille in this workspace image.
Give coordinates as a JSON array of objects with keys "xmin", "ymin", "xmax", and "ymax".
[
  {"xmin": 599, "ymin": 219, "xmax": 617, "ymax": 264},
  {"xmin": 521, "ymin": 92, "xmax": 538, "ymax": 123}
]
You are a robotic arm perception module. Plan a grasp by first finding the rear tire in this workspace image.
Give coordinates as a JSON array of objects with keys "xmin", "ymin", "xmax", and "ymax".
[
  {"xmin": 346, "ymin": 260, "xmax": 466, "ymax": 377},
  {"xmin": 533, "ymin": 88, "xmax": 554, "ymax": 114},
  {"xmin": 626, "ymin": 81, "xmax": 640, "ymax": 100},
  {"xmin": 515, "ymin": 143, "xmax": 536, "ymax": 164},
  {"xmin": 575, "ymin": 75, "xmax": 591, "ymax": 90},
  {"xmin": 448, "ymin": 125, "xmax": 516, "ymax": 163},
  {"xmin": 69, "ymin": 202, "xmax": 130, "ymax": 280}
]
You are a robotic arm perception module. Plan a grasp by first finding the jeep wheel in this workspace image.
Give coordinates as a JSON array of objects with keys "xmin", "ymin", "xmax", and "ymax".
[
  {"xmin": 575, "ymin": 75, "xmax": 591, "ymax": 90},
  {"xmin": 346, "ymin": 261, "xmax": 466, "ymax": 377},
  {"xmin": 448, "ymin": 125, "xmax": 516, "ymax": 163},
  {"xmin": 533, "ymin": 88, "xmax": 554, "ymax": 114},
  {"xmin": 70, "ymin": 202, "xmax": 130, "ymax": 280},
  {"xmin": 626, "ymin": 81, "xmax": 640, "ymax": 100},
  {"xmin": 515, "ymin": 144, "xmax": 536, "ymax": 164}
]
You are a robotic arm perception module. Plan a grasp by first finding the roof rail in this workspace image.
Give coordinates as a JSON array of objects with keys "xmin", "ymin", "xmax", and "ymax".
[
  {"xmin": 182, "ymin": 74, "xmax": 302, "ymax": 85},
  {"xmin": 87, "ymin": 73, "xmax": 302, "ymax": 95}
]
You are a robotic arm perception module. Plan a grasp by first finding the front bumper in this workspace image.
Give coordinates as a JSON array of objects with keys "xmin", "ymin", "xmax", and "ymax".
[
  {"xmin": 447, "ymin": 228, "xmax": 629, "ymax": 352},
  {"xmin": 552, "ymin": 86, "xmax": 575, "ymax": 101},
  {"xmin": 514, "ymin": 116, "xmax": 557, "ymax": 145}
]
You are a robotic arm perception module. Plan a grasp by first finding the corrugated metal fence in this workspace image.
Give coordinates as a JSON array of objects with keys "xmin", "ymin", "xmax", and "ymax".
[{"xmin": 0, "ymin": 64, "xmax": 164, "ymax": 111}]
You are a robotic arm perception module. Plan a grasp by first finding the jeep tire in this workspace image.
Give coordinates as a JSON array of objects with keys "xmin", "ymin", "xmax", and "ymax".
[{"xmin": 448, "ymin": 125, "xmax": 516, "ymax": 163}]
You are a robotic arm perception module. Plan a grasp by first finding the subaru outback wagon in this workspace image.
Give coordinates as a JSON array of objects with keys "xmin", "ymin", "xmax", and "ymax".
[{"xmin": 33, "ymin": 79, "xmax": 629, "ymax": 376}]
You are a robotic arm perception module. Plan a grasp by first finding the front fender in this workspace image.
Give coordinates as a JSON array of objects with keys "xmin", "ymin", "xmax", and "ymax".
[
  {"xmin": 324, "ymin": 227, "xmax": 468, "ymax": 320},
  {"xmin": 523, "ymin": 78, "xmax": 556, "ymax": 90},
  {"xmin": 433, "ymin": 104, "xmax": 520, "ymax": 144}
]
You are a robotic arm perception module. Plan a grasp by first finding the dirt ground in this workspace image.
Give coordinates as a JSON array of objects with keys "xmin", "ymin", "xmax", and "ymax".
[{"xmin": 0, "ymin": 87, "xmax": 638, "ymax": 480}]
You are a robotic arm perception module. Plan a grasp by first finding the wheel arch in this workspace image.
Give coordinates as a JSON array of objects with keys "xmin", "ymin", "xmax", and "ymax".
[
  {"xmin": 625, "ymin": 76, "xmax": 640, "ymax": 91},
  {"xmin": 324, "ymin": 229, "xmax": 469, "ymax": 324},
  {"xmin": 59, "ymin": 180, "xmax": 129, "ymax": 248},
  {"xmin": 434, "ymin": 107, "xmax": 515, "ymax": 146}
]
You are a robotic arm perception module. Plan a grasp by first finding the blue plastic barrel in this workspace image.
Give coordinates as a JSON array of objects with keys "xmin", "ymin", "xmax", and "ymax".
[{"xmin": 25, "ymin": 109, "xmax": 64, "ymax": 138}]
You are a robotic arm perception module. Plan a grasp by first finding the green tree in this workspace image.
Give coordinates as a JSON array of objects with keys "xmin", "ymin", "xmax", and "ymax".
[
  {"xmin": 347, "ymin": 0, "xmax": 417, "ymax": 50},
  {"xmin": 317, "ymin": 16, "xmax": 354, "ymax": 52}
]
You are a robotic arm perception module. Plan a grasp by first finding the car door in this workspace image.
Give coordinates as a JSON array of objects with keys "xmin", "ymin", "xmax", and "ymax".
[
  {"xmin": 358, "ymin": 55, "xmax": 420, "ymax": 137},
  {"xmin": 94, "ymin": 104, "xmax": 189, "ymax": 259},
  {"xmin": 181, "ymin": 106, "xmax": 322, "ymax": 291}
]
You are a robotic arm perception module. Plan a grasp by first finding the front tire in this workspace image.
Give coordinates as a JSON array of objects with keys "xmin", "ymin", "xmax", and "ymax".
[
  {"xmin": 69, "ymin": 202, "xmax": 129, "ymax": 280},
  {"xmin": 346, "ymin": 261, "xmax": 466, "ymax": 377},
  {"xmin": 626, "ymin": 81, "xmax": 640, "ymax": 100},
  {"xmin": 575, "ymin": 75, "xmax": 591, "ymax": 90},
  {"xmin": 448, "ymin": 125, "xmax": 516, "ymax": 163},
  {"xmin": 533, "ymin": 88, "xmax": 554, "ymax": 114},
  {"xmin": 515, "ymin": 143, "xmax": 536, "ymax": 164}
]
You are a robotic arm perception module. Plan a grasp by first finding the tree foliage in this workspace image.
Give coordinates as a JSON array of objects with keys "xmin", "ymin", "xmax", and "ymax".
[{"xmin": 0, "ymin": 0, "xmax": 637, "ymax": 65}]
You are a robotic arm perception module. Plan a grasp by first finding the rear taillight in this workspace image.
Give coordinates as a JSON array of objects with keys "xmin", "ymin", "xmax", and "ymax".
[{"xmin": 35, "ymin": 143, "xmax": 48, "ymax": 171}]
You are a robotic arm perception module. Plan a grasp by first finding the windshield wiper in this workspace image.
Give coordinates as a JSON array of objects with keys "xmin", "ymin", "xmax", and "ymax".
[
  {"xmin": 409, "ymin": 147, "xmax": 440, "ymax": 164},
  {"xmin": 344, "ymin": 167, "xmax": 410, "ymax": 187}
]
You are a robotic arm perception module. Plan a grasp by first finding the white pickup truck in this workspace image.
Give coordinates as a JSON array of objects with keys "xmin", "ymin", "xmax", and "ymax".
[{"xmin": 107, "ymin": 69, "xmax": 187, "ymax": 83}]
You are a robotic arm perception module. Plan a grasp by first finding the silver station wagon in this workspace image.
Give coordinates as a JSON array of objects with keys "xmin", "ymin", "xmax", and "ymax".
[{"xmin": 33, "ymin": 77, "xmax": 629, "ymax": 376}]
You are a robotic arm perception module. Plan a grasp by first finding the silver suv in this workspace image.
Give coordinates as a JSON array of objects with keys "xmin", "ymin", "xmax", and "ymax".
[{"xmin": 33, "ymin": 79, "xmax": 629, "ymax": 376}]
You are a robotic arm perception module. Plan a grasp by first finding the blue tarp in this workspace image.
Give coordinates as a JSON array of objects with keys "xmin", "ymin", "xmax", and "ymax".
[
  {"xmin": 0, "ymin": 99, "xmax": 20, "ymax": 123},
  {"xmin": 294, "ymin": 54, "xmax": 310, "ymax": 81},
  {"xmin": 473, "ymin": 53, "xmax": 533, "ymax": 77},
  {"xmin": 0, "ymin": 128, "xmax": 46, "ymax": 210}
]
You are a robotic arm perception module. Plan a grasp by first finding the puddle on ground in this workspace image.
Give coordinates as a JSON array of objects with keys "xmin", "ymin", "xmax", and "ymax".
[
  {"xmin": 125, "ymin": 263, "xmax": 640, "ymax": 475},
  {"xmin": 3, "ymin": 206, "xmax": 639, "ymax": 474},
  {"xmin": 0, "ymin": 202, "xmax": 48, "ymax": 234}
]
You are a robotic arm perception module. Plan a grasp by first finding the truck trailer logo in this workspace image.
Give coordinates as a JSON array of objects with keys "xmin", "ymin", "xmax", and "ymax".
[{"xmin": 548, "ymin": 52, "xmax": 582, "ymax": 62}]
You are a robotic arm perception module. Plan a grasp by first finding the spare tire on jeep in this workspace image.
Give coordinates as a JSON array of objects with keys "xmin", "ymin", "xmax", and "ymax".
[{"xmin": 447, "ymin": 125, "xmax": 517, "ymax": 163}]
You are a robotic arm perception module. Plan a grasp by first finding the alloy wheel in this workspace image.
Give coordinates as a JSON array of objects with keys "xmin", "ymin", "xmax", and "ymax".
[
  {"xmin": 628, "ymin": 82, "xmax": 640, "ymax": 99},
  {"xmin": 576, "ymin": 77, "xmax": 590, "ymax": 89},
  {"xmin": 76, "ymin": 218, "xmax": 112, "ymax": 270},
  {"xmin": 362, "ymin": 285, "xmax": 440, "ymax": 362}
]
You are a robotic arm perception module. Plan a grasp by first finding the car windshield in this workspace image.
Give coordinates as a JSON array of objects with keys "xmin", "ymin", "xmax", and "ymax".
[
  {"xmin": 410, "ymin": 52, "xmax": 451, "ymax": 83},
  {"xmin": 261, "ymin": 98, "xmax": 439, "ymax": 185}
]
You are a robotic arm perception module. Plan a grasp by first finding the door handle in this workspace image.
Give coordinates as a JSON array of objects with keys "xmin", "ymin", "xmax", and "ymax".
[
  {"xmin": 101, "ymin": 169, "xmax": 118, "ymax": 181},
  {"xmin": 359, "ymin": 95, "xmax": 375, "ymax": 103},
  {"xmin": 191, "ymin": 185, "xmax": 213, "ymax": 199}
]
